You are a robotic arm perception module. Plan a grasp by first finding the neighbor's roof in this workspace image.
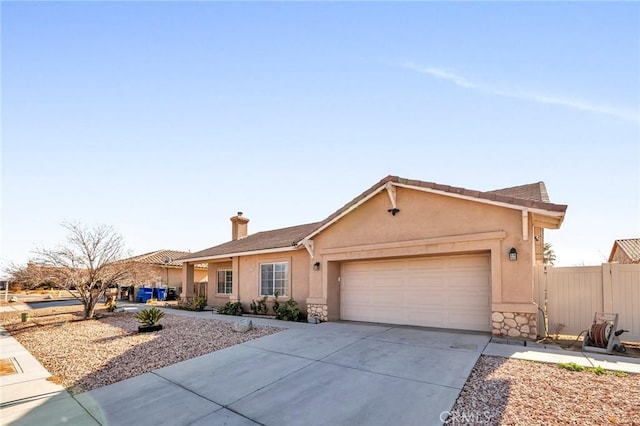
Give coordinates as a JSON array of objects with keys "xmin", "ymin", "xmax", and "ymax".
[
  {"xmin": 127, "ymin": 249, "xmax": 207, "ymax": 269},
  {"xmin": 180, "ymin": 175, "xmax": 568, "ymax": 262},
  {"xmin": 608, "ymin": 238, "xmax": 640, "ymax": 263}
]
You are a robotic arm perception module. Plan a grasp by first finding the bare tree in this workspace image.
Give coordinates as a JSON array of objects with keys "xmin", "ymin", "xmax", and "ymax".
[{"xmin": 29, "ymin": 222, "xmax": 139, "ymax": 319}]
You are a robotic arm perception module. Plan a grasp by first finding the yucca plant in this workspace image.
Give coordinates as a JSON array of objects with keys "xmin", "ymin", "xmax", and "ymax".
[{"xmin": 134, "ymin": 307, "xmax": 166, "ymax": 326}]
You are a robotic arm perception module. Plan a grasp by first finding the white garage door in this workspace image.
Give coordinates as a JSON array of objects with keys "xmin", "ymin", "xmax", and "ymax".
[{"xmin": 340, "ymin": 254, "xmax": 491, "ymax": 331}]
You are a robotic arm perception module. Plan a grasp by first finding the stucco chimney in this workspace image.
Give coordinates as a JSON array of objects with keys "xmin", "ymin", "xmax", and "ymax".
[{"xmin": 230, "ymin": 212, "xmax": 249, "ymax": 240}]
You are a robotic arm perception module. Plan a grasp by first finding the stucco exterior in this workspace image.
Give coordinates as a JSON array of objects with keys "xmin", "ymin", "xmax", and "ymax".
[
  {"xmin": 206, "ymin": 261, "xmax": 232, "ymax": 307},
  {"xmin": 195, "ymin": 253, "xmax": 311, "ymax": 313},
  {"xmin": 233, "ymin": 251, "xmax": 310, "ymax": 313},
  {"xmin": 156, "ymin": 267, "xmax": 207, "ymax": 288},
  {"xmin": 180, "ymin": 176, "xmax": 566, "ymax": 338},
  {"xmin": 306, "ymin": 188, "xmax": 538, "ymax": 330}
]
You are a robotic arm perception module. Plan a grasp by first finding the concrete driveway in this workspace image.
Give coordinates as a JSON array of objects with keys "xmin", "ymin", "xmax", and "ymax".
[{"xmin": 73, "ymin": 322, "xmax": 489, "ymax": 426}]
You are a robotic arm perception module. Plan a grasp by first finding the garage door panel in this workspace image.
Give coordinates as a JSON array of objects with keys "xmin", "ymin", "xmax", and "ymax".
[
  {"xmin": 372, "ymin": 294, "xmax": 403, "ymax": 305},
  {"xmin": 406, "ymin": 310, "xmax": 448, "ymax": 328},
  {"xmin": 449, "ymin": 311, "xmax": 489, "ymax": 326},
  {"xmin": 341, "ymin": 291, "xmax": 370, "ymax": 307},
  {"xmin": 372, "ymin": 279, "xmax": 402, "ymax": 290},
  {"xmin": 341, "ymin": 254, "xmax": 491, "ymax": 331}
]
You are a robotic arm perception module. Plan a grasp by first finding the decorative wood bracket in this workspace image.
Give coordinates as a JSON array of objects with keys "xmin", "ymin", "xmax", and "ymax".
[
  {"xmin": 302, "ymin": 239, "xmax": 314, "ymax": 258},
  {"xmin": 385, "ymin": 182, "xmax": 401, "ymax": 215},
  {"xmin": 386, "ymin": 182, "xmax": 397, "ymax": 209}
]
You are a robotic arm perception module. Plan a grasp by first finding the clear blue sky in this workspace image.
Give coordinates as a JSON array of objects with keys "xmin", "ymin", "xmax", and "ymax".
[{"xmin": 1, "ymin": 2, "xmax": 638, "ymax": 271}]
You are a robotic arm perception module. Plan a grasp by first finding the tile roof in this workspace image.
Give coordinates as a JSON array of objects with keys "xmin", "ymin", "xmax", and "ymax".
[
  {"xmin": 609, "ymin": 238, "xmax": 640, "ymax": 263},
  {"xmin": 181, "ymin": 175, "xmax": 568, "ymax": 261},
  {"xmin": 388, "ymin": 176, "xmax": 564, "ymax": 212},
  {"xmin": 312, "ymin": 176, "xmax": 565, "ymax": 233},
  {"xmin": 181, "ymin": 222, "xmax": 321, "ymax": 260},
  {"xmin": 127, "ymin": 250, "xmax": 207, "ymax": 269},
  {"xmin": 487, "ymin": 181, "xmax": 550, "ymax": 203}
]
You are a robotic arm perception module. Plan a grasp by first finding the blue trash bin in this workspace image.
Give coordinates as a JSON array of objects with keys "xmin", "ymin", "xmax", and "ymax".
[
  {"xmin": 156, "ymin": 288, "xmax": 166, "ymax": 301},
  {"xmin": 136, "ymin": 287, "xmax": 153, "ymax": 303}
]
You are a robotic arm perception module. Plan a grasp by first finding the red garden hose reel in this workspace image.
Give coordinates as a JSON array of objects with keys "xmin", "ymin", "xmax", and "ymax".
[{"xmin": 582, "ymin": 312, "xmax": 627, "ymax": 355}]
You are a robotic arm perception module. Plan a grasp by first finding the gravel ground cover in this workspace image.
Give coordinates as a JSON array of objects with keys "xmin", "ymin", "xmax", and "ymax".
[
  {"xmin": 445, "ymin": 355, "xmax": 640, "ymax": 425},
  {"xmin": 2, "ymin": 305, "xmax": 638, "ymax": 424},
  {"xmin": 0, "ymin": 306, "xmax": 281, "ymax": 394}
]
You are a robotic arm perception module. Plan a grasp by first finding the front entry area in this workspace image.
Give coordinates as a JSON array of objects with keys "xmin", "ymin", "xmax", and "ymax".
[{"xmin": 340, "ymin": 253, "xmax": 491, "ymax": 331}]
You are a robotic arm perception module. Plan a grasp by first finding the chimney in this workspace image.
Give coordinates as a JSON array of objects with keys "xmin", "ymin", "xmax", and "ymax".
[{"xmin": 230, "ymin": 212, "xmax": 249, "ymax": 240}]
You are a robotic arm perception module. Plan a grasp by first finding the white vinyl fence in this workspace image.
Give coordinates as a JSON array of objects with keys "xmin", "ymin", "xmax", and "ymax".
[{"xmin": 534, "ymin": 264, "xmax": 640, "ymax": 342}]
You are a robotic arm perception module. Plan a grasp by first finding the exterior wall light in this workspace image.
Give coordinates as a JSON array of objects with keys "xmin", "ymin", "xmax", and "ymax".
[
  {"xmin": 313, "ymin": 262, "xmax": 321, "ymax": 271},
  {"xmin": 509, "ymin": 247, "xmax": 518, "ymax": 261}
]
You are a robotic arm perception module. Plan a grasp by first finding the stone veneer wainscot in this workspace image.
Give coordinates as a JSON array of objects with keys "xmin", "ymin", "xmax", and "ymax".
[
  {"xmin": 492, "ymin": 311, "xmax": 537, "ymax": 339},
  {"xmin": 307, "ymin": 304, "xmax": 328, "ymax": 322}
]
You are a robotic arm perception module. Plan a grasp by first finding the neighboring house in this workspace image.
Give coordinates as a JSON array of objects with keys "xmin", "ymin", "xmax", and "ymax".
[
  {"xmin": 608, "ymin": 238, "xmax": 640, "ymax": 264},
  {"xmin": 126, "ymin": 249, "xmax": 208, "ymax": 296},
  {"xmin": 179, "ymin": 175, "xmax": 567, "ymax": 338}
]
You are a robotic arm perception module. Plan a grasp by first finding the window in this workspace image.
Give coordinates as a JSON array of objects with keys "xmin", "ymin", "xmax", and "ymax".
[
  {"xmin": 260, "ymin": 262, "xmax": 288, "ymax": 296},
  {"xmin": 217, "ymin": 270, "xmax": 232, "ymax": 294}
]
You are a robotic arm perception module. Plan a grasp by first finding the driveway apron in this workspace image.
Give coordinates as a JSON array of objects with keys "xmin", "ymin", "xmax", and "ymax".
[{"xmin": 73, "ymin": 322, "xmax": 489, "ymax": 425}]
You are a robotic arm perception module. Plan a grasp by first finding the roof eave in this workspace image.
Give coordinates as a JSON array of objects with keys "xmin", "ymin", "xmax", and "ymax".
[
  {"xmin": 531, "ymin": 212, "xmax": 565, "ymax": 229},
  {"xmin": 179, "ymin": 245, "xmax": 301, "ymax": 263},
  {"xmin": 298, "ymin": 180, "xmax": 567, "ymax": 243},
  {"xmin": 395, "ymin": 182, "xmax": 567, "ymax": 216}
]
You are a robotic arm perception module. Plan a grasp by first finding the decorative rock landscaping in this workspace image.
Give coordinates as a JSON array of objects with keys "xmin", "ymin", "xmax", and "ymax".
[{"xmin": 232, "ymin": 319, "xmax": 253, "ymax": 333}]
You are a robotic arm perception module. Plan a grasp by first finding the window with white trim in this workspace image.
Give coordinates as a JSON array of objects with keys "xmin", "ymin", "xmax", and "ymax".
[
  {"xmin": 260, "ymin": 262, "xmax": 288, "ymax": 296},
  {"xmin": 217, "ymin": 270, "xmax": 232, "ymax": 294}
]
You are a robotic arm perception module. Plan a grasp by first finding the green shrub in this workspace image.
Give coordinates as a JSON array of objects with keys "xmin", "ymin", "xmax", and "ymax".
[
  {"xmin": 174, "ymin": 298, "xmax": 193, "ymax": 310},
  {"xmin": 192, "ymin": 296, "xmax": 207, "ymax": 311},
  {"xmin": 275, "ymin": 299, "xmax": 303, "ymax": 322},
  {"xmin": 218, "ymin": 301, "xmax": 243, "ymax": 316},
  {"xmin": 134, "ymin": 307, "xmax": 166, "ymax": 326},
  {"xmin": 250, "ymin": 296, "xmax": 269, "ymax": 315},
  {"xmin": 272, "ymin": 291, "xmax": 280, "ymax": 316}
]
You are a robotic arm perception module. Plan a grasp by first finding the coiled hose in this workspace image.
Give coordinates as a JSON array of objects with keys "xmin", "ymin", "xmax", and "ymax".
[{"xmin": 589, "ymin": 322, "xmax": 610, "ymax": 348}]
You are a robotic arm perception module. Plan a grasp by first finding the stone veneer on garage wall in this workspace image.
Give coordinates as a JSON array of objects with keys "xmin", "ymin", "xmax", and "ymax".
[
  {"xmin": 307, "ymin": 304, "xmax": 328, "ymax": 322},
  {"xmin": 492, "ymin": 312, "xmax": 537, "ymax": 339}
]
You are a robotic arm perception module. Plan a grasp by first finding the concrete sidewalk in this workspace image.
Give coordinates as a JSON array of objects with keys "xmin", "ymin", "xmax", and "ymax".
[
  {"xmin": 0, "ymin": 326, "xmax": 99, "ymax": 425},
  {"xmin": 1, "ymin": 308, "xmax": 639, "ymax": 426},
  {"xmin": 483, "ymin": 340, "xmax": 640, "ymax": 374}
]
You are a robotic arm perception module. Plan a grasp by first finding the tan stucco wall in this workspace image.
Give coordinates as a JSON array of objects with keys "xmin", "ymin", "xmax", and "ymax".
[
  {"xmin": 233, "ymin": 250, "xmax": 310, "ymax": 313},
  {"xmin": 183, "ymin": 185, "xmax": 552, "ymax": 328},
  {"xmin": 179, "ymin": 264, "xmax": 209, "ymax": 298},
  {"xmin": 308, "ymin": 187, "xmax": 537, "ymax": 316},
  {"xmin": 207, "ymin": 261, "xmax": 233, "ymax": 307},
  {"xmin": 144, "ymin": 266, "xmax": 207, "ymax": 288}
]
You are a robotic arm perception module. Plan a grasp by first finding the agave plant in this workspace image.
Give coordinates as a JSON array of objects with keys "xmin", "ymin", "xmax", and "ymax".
[{"xmin": 134, "ymin": 307, "xmax": 166, "ymax": 326}]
